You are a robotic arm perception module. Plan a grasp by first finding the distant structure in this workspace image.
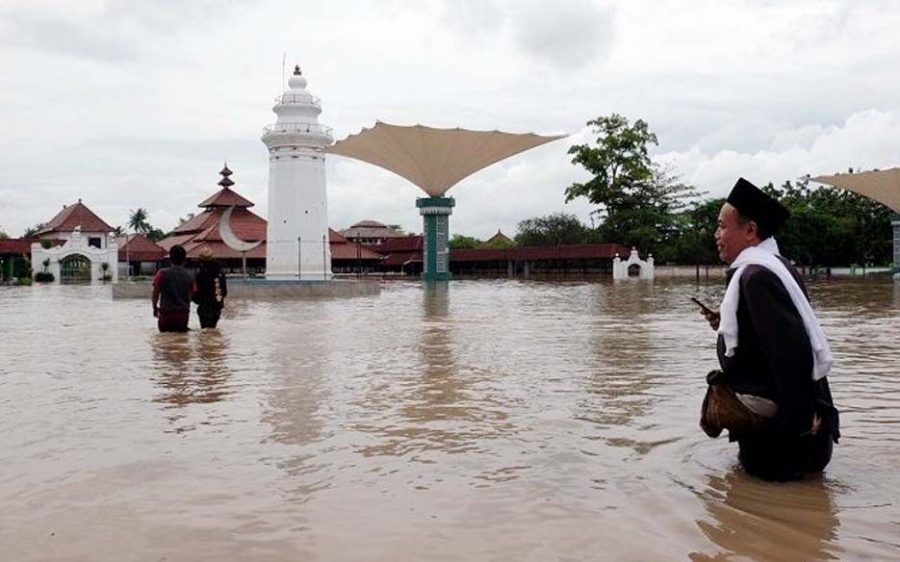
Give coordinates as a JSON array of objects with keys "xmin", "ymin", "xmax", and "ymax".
[
  {"xmin": 339, "ymin": 220, "xmax": 407, "ymax": 246},
  {"xmin": 158, "ymin": 166, "xmax": 267, "ymax": 272},
  {"xmin": 261, "ymin": 65, "xmax": 334, "ymax": 280},
  {"xmin": 478, "ymin": 230, "xmax": 514, "ymax": 248},
  {"xmin": 117, "ymin": 234, "xmax": 166, "ymax": 277},
  {"xmin": 613, "ymin": 248, "xmax": 654, "ymax": 280},
  {"xmin": 29, "ymin": 200, "xmax": 119, "ymax": 284}
]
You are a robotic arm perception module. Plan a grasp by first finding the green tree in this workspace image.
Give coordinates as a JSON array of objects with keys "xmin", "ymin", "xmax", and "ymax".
[
  {"xmin": 565, "ymin": 114, "xmax": 696, "ymax": 254},
  {"xmin": 146, "ymin": 228, "xmax": 166, "ymax": 243},
  {"xmin": 515, "ymin": 213, "xmax": 592, "ymax": 246},
  {"xmin": 772, "ymin": 179, "xmax": 893, "ymax": 267},
  {"xmin": 0, "ymin": 228, "xmax": 8, "ymax": 240},
  {"xmin": 128, "ymin": 208, "xmax": 151, "ymax": 234},
  {"xmin": 23, "ymin": 223, "xmax": 46, "ymax": 237},
  {"xmin": 661, "ymin": 197, "xmax": 724, "ymax": 264},
  {"xmin": 449, "ymin": 234, "xmax": 482, "ymax": 249}
]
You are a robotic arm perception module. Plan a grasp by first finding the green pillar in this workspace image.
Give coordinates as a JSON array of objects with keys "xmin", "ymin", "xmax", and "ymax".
[
  {"xmin": 892, "ymin": 214, "xmax": 899, "ymax": 280},
  {"xmin": 416, "ymin": 196, "xmax": 455, "ymax": 282}
]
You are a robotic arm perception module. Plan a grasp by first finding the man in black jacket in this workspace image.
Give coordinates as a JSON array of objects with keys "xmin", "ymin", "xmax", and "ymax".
[{"xmin": 699, "ymin": 178, "xmax": 839, "ymax": 481}]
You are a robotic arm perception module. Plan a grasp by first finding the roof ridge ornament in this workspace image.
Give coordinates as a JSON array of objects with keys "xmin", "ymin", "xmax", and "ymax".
[{"xmin": 218, "ymin": 164, "xmax": 235, "ymax": 187}]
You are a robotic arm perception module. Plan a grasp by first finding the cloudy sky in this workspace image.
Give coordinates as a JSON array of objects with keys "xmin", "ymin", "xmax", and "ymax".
[{"xmin": 2, "ymin": 0, "xmax": 900, "ymax": 239}]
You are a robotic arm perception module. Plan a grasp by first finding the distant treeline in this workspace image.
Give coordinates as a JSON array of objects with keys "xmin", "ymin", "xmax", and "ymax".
[{"xmin": 452, "ymin": 114, "xmax": 895, "ymax": 268}]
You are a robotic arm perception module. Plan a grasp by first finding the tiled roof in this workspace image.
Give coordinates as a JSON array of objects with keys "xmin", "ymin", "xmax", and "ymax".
[
  {"xmin": 0, "ymin": 238, "xmax": 63, "ymax": 254},
  {"xmin": 197, "ymin": 187, "xmax": 255, "ymax": 208},
  {"xmin": 479, "ymin": 229, "xmax": 513, "ymax": 247},
  {"xmin": 36, "ymin": 201, "xmax": 114, "ymax": 235},
  {"xmin": 450, "ymin": 244, "xmax": 631, "ymax": 262},
  {"xmin": 159, "ymin": 201, "xmax": 267, "ymax": 260},
  {"xmin": 340, "ymin": 222, "xmax": 408, "ymax": 240},
  {"xmin": 117, "ymin": 234, "xmax": 166, "ymax": 262},
  {"xmin": 368, "ymin": 235, "xmax": 423, "ymax": 252}
]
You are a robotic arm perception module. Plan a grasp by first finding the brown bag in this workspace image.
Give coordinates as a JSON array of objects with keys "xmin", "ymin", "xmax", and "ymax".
[{"xmin": 700, "ymin": 370, "xmax": 769, "ymax": 438}]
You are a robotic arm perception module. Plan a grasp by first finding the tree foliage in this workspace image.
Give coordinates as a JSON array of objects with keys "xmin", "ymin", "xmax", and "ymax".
[
  {"xmin": 449, "ymin": 234, "xmax": 482, "ymax": 249},
  {"xmin": 514, "ymin": 213, "xmax": 595, "ymax": 246},
  {"xmin": 23, "ymin": 223, "xmax": 46, "ymax": 237},
  {"xmin": 128, "ymin": 208, "xmax": 151, "ymax": 234},
  {"xmin": 565, "ymin": 114, "xmax": 697, "ymax": 253},
  {"xmin": 769, "ymin": 179, "xmax": 893, "ymax": 267}
]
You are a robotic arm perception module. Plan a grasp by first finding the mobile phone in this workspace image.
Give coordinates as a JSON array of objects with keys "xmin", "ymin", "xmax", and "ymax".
[{"xmin": 691, "ymin": 297, "xmax": 714, "ymax": 315}]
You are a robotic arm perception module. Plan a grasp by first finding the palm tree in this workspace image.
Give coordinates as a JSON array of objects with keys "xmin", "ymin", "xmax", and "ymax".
[{"xmin": 128, "ymin": 208, "xmax": 150, "ymax": 234}]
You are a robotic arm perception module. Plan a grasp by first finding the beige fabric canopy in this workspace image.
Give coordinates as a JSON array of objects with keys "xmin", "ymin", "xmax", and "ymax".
[
  {"xmin": 811, "ymin": 168, "xmax": 900, "ymax": 213},
  {"xmin": 326, "ymin": 121, "xmax": 565, "ymax": 197}
]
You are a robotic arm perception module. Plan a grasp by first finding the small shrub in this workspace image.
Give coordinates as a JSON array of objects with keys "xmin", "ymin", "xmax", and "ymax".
[{"xmin": 34, "ymin": 271, "xmax": 55, "ymax": 283}]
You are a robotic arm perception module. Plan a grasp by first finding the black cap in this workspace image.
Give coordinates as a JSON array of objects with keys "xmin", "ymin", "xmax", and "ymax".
[{"xmin": 726, "ymin": 178, "xmax": 790, "ymax": 234}]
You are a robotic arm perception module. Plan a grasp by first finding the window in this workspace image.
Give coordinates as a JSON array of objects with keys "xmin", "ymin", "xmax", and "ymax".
[{"xmin": 88, "ymin": 237, "xmax": 102, "ymax": 249}]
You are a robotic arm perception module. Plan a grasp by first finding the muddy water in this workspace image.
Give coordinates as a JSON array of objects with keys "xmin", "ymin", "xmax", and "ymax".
[{"xmin": 0, "ymin": 279, "xmax": 898, "ymax": 561}]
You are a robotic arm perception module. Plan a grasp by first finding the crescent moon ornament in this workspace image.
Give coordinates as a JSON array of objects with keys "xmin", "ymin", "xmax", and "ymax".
[{"xmin": 219, "ymin": 205, "xmax": 263, "ymax": 252}]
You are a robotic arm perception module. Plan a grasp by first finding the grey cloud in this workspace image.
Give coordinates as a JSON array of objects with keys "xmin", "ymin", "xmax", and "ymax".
[
  {"xmin": 442, "ymin": 0, "xmax": 614, "ymax": 70},
  {"xmin": 508, "ymin": 0, "xmax": 614, "ymax": 69},
  {"xmin": 0, "ymin": 9, "xmax": 138, "ymax": 62}
]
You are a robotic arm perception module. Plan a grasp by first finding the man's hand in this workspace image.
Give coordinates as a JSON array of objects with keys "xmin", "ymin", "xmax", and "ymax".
[
  {"xmin": 701, "ymin": 308, "xmax": 720, "ymax": 331},
  {"xmin": 153, "ymin": 305, "xmax": 159, "ymax": 318}
]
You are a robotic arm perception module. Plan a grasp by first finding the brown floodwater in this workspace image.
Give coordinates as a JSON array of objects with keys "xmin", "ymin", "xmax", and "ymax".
[{"xmin": 1, "ymin": 278, "xmax": 898, "ymax": 561}]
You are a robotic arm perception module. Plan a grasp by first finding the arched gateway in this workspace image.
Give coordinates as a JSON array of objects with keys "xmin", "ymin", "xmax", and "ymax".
[{"xmin": 59, "ymin": 254, "xmax": 92, "ymax": 284}]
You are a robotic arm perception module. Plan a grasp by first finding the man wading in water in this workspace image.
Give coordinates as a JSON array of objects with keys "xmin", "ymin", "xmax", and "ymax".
[
  {"xmin": 697, "ymin": 178, "xmax": 840, "ymax": 481},
  {"xmin": 151, "ymin": 245, "xmax": 195, "ymax": 333}
]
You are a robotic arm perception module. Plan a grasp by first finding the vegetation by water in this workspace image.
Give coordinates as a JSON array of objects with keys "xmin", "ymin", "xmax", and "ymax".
[{"xmin": 453, "ymin": 114, "xmax": 895, "ymax": 269}]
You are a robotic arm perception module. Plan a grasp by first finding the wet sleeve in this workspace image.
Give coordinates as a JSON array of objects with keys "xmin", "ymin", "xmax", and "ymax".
[{"xmin": 741, "ymin": 269, "xmax": 815, "ymax": 435}]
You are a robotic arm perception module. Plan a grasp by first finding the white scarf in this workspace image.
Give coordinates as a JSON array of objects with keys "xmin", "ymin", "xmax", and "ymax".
[{"xmin": 718, "ymin": 237, "xmax": 833, "ymax": 381}]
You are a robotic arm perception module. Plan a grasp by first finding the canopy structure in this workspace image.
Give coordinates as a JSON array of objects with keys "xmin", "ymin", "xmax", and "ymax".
[
  {"xmin": 326, "ymin": 121, "xmax": 565, "ymax": 196},
  {"xmin": 810, "ymin": 168, "xmax": 900, "ymax": 213}
]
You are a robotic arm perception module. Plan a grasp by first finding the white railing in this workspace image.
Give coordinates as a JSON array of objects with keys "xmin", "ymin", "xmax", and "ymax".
[
  {"xmin": 276, "ymin": 94, "xmax": 321, "ymax": 105},
  {"xmin": 262, "ymin": 123, "xmax": 333, "ymax": 136}
]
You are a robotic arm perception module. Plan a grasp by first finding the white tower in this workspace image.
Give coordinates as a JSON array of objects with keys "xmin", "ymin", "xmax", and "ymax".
[{"xmin": 262, "ymin": 65, "xmax": 334, "ymax": 280}]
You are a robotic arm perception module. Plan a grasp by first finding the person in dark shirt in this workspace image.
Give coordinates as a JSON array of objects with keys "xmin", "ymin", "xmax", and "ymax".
[
  {"xmin": 151, "ymin": 245, "xmax": 195, "ymax": 333},
  {"xmin": 698, "ymin": 178, "xmax": 839, "ymax": 481},
  {"xmin": 192, "ymin": 246, "xmax": 227, "ymax": 329}
]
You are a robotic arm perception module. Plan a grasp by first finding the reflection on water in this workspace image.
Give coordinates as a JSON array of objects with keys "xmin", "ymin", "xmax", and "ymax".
[
  {"xmin": 691, "ymin": 470, "xmax": 840, "ymax": 561},
  {"xmin": 0, "ymin": 280, "xmax": 898, "ymax": 560}
]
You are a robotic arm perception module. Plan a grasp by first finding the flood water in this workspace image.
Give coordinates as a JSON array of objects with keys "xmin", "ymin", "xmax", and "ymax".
[{"xmin": 1, "ymin": 279, "xmax": 898, "ymax": 561}]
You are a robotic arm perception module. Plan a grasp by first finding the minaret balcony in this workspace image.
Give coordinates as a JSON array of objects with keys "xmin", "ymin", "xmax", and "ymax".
[
  {"xmin": 275, "ymin": 94, "xmax": 321, "ymax": 106},
  {"xmin": 262, "ymin": 122, "xmax": 334, "ymax": 148}
]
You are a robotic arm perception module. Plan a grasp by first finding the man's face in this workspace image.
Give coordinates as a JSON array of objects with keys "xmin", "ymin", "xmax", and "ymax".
[{"xmin": 714, "ymin": 203, "xmax": 757, "ymax": 264}]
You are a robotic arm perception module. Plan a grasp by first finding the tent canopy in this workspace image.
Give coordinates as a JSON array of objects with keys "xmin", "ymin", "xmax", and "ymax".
[
  {"xmin": 326, "ymin": 121, "xmax": 565, "ymax": 197},
  {"xmin": 811, "ymin": 168, "xmax": 900, "ymax": 213}
]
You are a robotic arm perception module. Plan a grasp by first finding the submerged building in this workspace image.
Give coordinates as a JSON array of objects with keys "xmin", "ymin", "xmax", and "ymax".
[{"xmin": 29, "ymin": 200, "xmax": 119, "ymax": 284}]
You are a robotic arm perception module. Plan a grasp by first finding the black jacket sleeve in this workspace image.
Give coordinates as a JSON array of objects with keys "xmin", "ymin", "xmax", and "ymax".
[
  {"xmin": 219, "ymin": 272, "xmax": 227, "ymax": 300},
  {"xmin": 740, "ymin": 268, "xmax": 816, "ymax": 435}
]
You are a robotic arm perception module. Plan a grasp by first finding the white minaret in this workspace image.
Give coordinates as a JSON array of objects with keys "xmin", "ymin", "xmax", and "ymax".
[{"xmin": 262, "ymin": 65, "xmax": 334, "ymax": 280}]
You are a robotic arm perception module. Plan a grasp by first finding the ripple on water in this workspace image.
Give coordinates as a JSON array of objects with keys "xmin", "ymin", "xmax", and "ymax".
[{"xmin": 0, "ymin": 279, "xmax": 898, "ymax": 560}]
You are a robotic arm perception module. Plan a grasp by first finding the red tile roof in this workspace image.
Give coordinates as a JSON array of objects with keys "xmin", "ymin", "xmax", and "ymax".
[
  {"xmin": 117, "ymin": 234, "xmax": 167, "ymax": 262},
  {"xmin": 197, "ymin": 187, "xmax": 255, "ymax": 208},
  {"xmin": 159, "ymin": 206, "xmax": 267, "ymax": 260},
  {"xmin": 0, "ymin": 238, "xmax": 63, "ymax": 254},
  {"xmin": 450, "ymin": 244, "xmax": 631, "ymax": 262},
  {"xmin": 367, "ymin": 235, "xmax": 423, "ymax": 253},
  {"xmin": 36, "ymin": 201, "xmax": 114, "ymax": 235}
]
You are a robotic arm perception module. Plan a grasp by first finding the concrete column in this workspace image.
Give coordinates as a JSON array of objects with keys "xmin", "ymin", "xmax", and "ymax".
[{"xmin": 417, "ymin": 196, "xmax": 455, "ymax": 282}]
